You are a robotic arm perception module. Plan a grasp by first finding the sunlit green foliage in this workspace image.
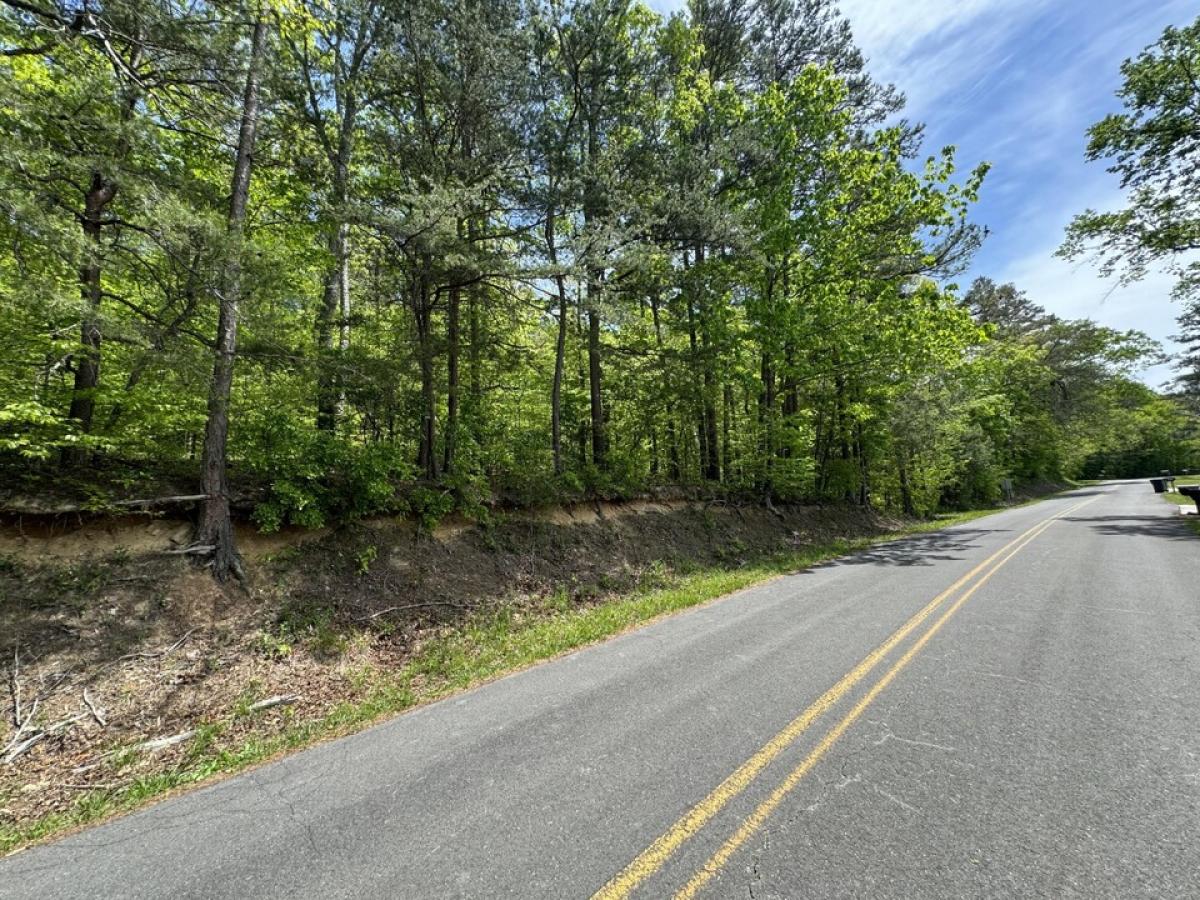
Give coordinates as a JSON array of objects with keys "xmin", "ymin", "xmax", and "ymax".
[
  {"xmin": 1060, "ymin": 16, "xmax": 1200, "ymax": 399},
  {"xmin": 1, "ymin": 0, "xmax": 1193, "ymax": 536}
]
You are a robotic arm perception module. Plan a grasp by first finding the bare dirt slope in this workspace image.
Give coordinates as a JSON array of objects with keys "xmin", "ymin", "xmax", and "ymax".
[{"xmin": 1, "ymin": 500, "xmax": 891, "ymax": 836}]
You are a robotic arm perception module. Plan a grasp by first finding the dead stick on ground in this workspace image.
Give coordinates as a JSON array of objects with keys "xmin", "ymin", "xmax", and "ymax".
[
  {"xmin": 83, "ymin": 687, "xmax": 107, "ymax": 726},
  {"xmin": 3, "ymin": 732, "xmax": 43, "ymax": 764},
  {"xmin": 45, "ymin": 712, "xmax": 86, "ymax": 733},
  {"xmin": 361, "ymin": 601, "xmax": 473, "ymax": 621},
  {"xmin": 118, "ymin": 628, "xmax": 197, "ymax": 662},
  {"xmin": 246, "ymin": 694, "xmax": 299, "ymax": 713},
  {"xmin": 112, "ymin": 495, "xmax": 207, "ymax": 507},
  {"xmin": 9, "ymin": 647, "xmax": 20, "ymax": 727},
  {"xmin": 1, "ymin": 711, "xmax": 81, "ymax": 764},
  {"xmin": 135, "ymin": 730, "xmax": 196, "ymax": 752},
  {"xmin": 2, "ymin": 649, "xmax": 42, "ymax": 761},
  {"xmin": 38, "ymin": 670, "xmax": 72, "ymax": 697},
  {"xmin": 163, "ymin": 544, "xmax": 215, "ymax": 556},
  {"xmin": 1, "ymin": 696, "xmax": 38, "ymax": 761}
]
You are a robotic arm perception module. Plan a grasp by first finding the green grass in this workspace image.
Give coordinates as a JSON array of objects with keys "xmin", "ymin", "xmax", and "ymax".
[{"xmin": 0, "ymin": 500, "xmax": 1045, "ymax": 855}]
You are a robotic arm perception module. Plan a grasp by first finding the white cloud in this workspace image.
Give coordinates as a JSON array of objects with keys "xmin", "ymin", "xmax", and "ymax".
[
  {"xmin": 836, "ymin": 0, "xmax": 1050, "ymax": 115},
  {"xmin": 644, "ymin": 0, "xmax": 684, "ymax": 16},
  {"xmin": 838, "ymin": 0, "xmax": 1039, "ymax": 62}
]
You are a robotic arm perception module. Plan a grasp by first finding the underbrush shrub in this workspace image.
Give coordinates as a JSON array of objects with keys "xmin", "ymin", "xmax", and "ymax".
[
  {"xmin": 404, "ymin": 485, "xmax": 456, "ymax": 534},
  {"xmin": 245, "ymin": 424, "xmax": 411, "ymax": 531}
]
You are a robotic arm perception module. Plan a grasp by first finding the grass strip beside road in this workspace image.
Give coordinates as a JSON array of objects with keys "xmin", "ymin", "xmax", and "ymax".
[{"xmin": 0, "ymin": 503, "xmax": 1029, "ymax": 856}]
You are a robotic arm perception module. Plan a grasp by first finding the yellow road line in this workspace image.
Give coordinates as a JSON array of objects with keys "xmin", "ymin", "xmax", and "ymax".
[
  {"xmin": 673, "ymin": 497, "xmax": 1097, "ymax": 899},
  {"xmin": 592, "ymin": 496, "xmax": 1096, "ymax": 900}
]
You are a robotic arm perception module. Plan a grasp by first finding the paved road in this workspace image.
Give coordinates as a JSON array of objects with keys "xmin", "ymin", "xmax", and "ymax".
[{"xmin": 3, "ymin": 481, "xmax": 1198, "ymax": 898}]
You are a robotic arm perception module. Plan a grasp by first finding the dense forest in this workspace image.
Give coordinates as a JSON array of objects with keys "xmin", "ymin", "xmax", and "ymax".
[{"xmin": 2, "ymin": 0, "xmax": 1198, "ymax": 579}]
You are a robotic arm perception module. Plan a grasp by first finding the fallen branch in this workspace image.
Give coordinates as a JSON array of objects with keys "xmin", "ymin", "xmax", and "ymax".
[
  {"xmin": 764, "ymin": 495, "xmax": 785, "ymax": 520},
  {"xmin": 359, "ymin": 601, "xmax": 474, "ymax": 622},
  {"xmin": 9, "ymin": 647, "xmax": 21, "ymax": 727},
  {"xmin": 38, "ymin": 670, "xmax": 73, "ymax": 697},
  {"xmin": 112, "ymin": 494, "xmax": 207, "ymax": 507},
  {"xmin": 2, "ymin": 731, "xmax": 43, "ymax": 764},
  {"xmin": 118, "ymin": 628, "xmax": 196, "ymax": 662},
  {"xmin": 4, "ymin": 696, "xmax": 37, "ymax": 746},
  {"xmin": 83, "ymin": 687, "xmax": 107, "ymax": 726},
  {"xmin": 2, "ymin": 711, "xmax": 84, "ymax": 764},
  {"xmin": 61, "ymin": 781, "xmax": 129, "ymax": 791},
  {"xmin": 46, "ymin": 712, "xmax": 87, "ymax": 732},
  {"xmin": 2, "ymin": 652, "xmax": 82, "ymax": 763},
  {"xmin": 1, "ymin": 663, "xmax": 38, "ymax": 762},
  {"xmin": 134, "ymin": 730, "xmax": 196, "ymax": 753},
  {"xmin": 246, "ymin": 694, "xmax": 298, "ymax": 713},
  {"xmin": 164, "ymin": 544, "xmax": 215, "ymax": 556}
]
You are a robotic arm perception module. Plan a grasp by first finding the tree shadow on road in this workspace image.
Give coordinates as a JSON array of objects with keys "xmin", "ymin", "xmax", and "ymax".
[
  {"xmin": 807, "ymin": 528, "xmax": 1007, "ymax": 569},
  {"xmin": 1063, "ymin": 515, "xmax": 1199, "ymax": 541}
]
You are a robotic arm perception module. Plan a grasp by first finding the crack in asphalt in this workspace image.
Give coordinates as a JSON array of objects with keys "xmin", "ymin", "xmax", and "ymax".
[{"xmin": 246, "ymin": 768, "xmax": 320, "ymax": 858}]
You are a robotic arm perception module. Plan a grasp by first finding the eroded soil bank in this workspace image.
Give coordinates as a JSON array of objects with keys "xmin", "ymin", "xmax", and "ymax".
[{"xmin": 0, "ymin": 499, "xmax": 906, "ymax": 846}]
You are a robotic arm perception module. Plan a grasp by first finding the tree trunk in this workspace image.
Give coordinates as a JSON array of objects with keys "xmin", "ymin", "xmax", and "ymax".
[
  {"xmin": 650, "ymin": 290, "xmax": 675, "ymax": 480},
  {"xmin": 587, "ymin": 307, "xmax": 607, "ymax": 468},
  {"xmin": 195, "ymin": 14, "xmax": 266, "ymax": 582},
  {"xmin": 313, "ymin": 59, "xmax": 357, "ymax": 432},
  {"xmin": 575, "ymin": 295, "xmax": 588, "ymax": 467},
  {"xmin": 414, "ymin": 269, "xmax": 438, "ymax": 480},
  {"xmin": 547, "ymin": 204, "xmax": 568, "ymax": 476},
  {"xmin": 63, "ymin": 33, "xmax": 144, "ymax": 465},
  {"xmin": 468, "ymin": 284, "xmax": 481, "ymax": 407},
  {"xmin": 760, "ymin": 351, "xmax": 776, "ymax": 468},
  {"xmin": 315, "ymin": 222, "xmax": 348, "ymax": 431},
  {"xmin": 835, "ymin": 373, "xmax": 854, "ymax": 502},
  {"xmin": 468, "ymin": 232, "xmax": 482, "ymax": 415},
  {"xmin": 702, "ymin": 375, "xmax": 719, "ymax": 479},
  {"xmin": 855, "ymin": 418, "xmax": 870, "ymax": 507},
  {"xmin": 779, "ymin": 343, "xmax": 799, "ymax": 462},
  {"xmin": 695, "ymin": 246, "xmax": 720, "ymax": 482},
  {"xmin": 582, "ymin": 103, "xmax": 608, "ymax": 472},
  {"xmin": 897, "ymin": 450, "xmax": 915, "ymax": 517},
  {"xmin": 722, "ymin": 382, "xmax": 733, "ymax": 482},
  {"xmin": 686, "ymin": 286, "xmax": 704, "ymax": 478},
  {"xmin": 444, "ymin": 282, "xmax": 460, "ymax": 474},
  {"xmin": 63, "ymin": 172, "xmax": 117, "ymax": 465}
]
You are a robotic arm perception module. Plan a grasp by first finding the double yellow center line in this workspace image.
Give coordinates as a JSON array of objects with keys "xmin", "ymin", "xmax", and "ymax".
[{"xmin": 594, "ymin": 496, "xmax": 1097, "ymax": 900}]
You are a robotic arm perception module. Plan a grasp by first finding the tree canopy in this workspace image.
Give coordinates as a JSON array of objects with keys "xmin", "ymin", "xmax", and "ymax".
[
  {"xmin": 1060, "ymin": 16, "xmax": 1200, "ymax": 401},
  {"xmin": 1, "ymin": 0, "xmax": 1195, "ymax": 576}
]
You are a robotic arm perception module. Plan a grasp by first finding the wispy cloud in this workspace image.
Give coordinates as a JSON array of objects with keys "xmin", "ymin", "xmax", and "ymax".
[
  {"xmin": 837, "ymin": 0, "xmax": 1050, "ymax": 116},
  {"xmin": 834, "ymin": 0, "xmax": 1196, "ymax": 387}
]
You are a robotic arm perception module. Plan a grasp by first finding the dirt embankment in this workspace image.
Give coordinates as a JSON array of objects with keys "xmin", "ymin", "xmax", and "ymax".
[{"xmin": 0, "ymin": 499, "xmax": 893, "ymax": 837}]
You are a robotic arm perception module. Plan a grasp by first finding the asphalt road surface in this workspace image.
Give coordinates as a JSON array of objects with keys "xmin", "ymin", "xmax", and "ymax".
[{"xmin": 3, "ymin": 481, "xmax": 1198, "ymax": 899}]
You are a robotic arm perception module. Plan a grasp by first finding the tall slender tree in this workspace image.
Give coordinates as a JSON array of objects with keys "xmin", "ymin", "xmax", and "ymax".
[{"xmin": 195, "ymin": 9, "xmax": 268, "ymax": 581}]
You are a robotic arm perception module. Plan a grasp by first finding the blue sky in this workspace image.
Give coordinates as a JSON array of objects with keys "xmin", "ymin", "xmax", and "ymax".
[{"xmin": 651, "ymin": 0, "xmax": 1197, "ymax": 386}]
